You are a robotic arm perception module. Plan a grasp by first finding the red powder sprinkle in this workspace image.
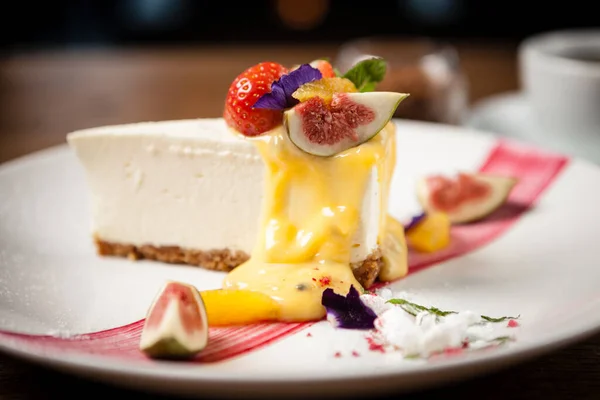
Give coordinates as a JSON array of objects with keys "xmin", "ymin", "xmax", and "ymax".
[
  {"xmin": 443, "ymin": 347, "xmax": 464, "ymax": 356},
  {"xmin": 306, "ymin": 332, "xmax": 312, "ymax": 337},
  {"xmin": 318, "ymin": 276, "xmax": 331, "ymax": 286},
  {"xmin": 334, "ymin": 351, "xmax": 342, "ymax": 358},
  {"xmin": 508, "ymin": 319, "xmax": 520, "ymax": 328},
  {"xmin": 366, "ymin": 336, "xmax": 386, "ymax": 353},
  {"xmin": 351, "ymin": 350, "xmax": 360, "ymax": 357},
  {"xmin": 462, "ymin": 341, "xmax": 469, "ymax": 349},
  {"xmin": 311, "ymin": 278, "xmax": 317, "ymax": 282}
]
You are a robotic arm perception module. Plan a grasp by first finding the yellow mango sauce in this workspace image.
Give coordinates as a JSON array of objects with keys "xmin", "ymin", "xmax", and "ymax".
[{"xmin": 223, "ymin": 122, "xmax": 408, "ymax": 321}]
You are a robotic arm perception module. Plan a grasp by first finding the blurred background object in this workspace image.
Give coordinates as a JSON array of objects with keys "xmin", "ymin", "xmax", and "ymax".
[
  {"xmin": 336, "ymin": 38, "xmax": 468, "ymax": 124},
  {"xmin": 465, "ymin": 28, "xmax": 600, "ymax": 163},
  {"xmin": 1, "ymin": 0, "xmax": 599, "ymax": 163}
]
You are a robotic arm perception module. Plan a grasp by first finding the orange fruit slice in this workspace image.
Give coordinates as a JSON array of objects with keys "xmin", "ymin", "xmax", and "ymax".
[
  {"xmin": 292, "ymin": 77, "xmax": 358, "ymax": 103},
  {"xmin": 199, "ymin": 289, "xmax": 280, "ymax": 326},
  {"xmin": 405, "ymin": 212, "xmax": 451, "ymax": 253}
]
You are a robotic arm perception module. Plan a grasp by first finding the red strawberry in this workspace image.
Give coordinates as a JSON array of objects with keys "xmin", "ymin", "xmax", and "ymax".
[
  {"xmin": 310, "ymin": 59, "xmax": 336, "ymax": 78},
  {"xmin": 224, "ymin": 61, "xmax": 288, "ymax": 137}
]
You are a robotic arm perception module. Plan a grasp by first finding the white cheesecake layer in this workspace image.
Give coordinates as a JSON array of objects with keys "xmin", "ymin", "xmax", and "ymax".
[{"xmin": 67, "ymin": 118, "xmax": 380, "ymax": 263}]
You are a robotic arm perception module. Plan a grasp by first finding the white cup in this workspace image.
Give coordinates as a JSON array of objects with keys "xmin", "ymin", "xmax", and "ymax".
[{"xmin": 518, "ymin": 29, "xmax": 600, "ymax": 161}]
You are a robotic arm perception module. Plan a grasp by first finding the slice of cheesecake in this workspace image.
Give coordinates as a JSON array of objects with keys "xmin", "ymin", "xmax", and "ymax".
[
  {"xmin": 69, "ymin": 57, "xmax": 412, "ymax": 324},
  {"xmin": 67, "ymin": 117, "xmax": 388, "ymax": 287}
]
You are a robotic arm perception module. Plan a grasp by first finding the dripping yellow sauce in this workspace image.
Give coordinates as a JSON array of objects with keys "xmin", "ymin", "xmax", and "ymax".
[{"xmin": 223, "ymin": 122, "xmax": 408, "ymax": 321}]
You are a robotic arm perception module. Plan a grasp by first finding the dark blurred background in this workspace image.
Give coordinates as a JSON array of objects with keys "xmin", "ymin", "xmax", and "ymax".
[
  {"xmin": 1, "ymin": 0, "xmax": 599, "ymax": 164},
  {"xmin": 2, "ymin": 0, "xmax": 599, "ymax": 52}
]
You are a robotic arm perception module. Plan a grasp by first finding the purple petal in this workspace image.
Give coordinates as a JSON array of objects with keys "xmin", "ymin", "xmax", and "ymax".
[
  {"xmin": 253, "ymin": 64, "xmax": 322, "ymax": 110},
  {"xmin": 404, "ymin": 212, "xmax": 426, "ymax": 232},
  {"xmin": 322, "ymin": 286, "xmax": 377, "ymax": 330},
  {"xmin": 253, "ymin": 84, "xmax": 287, "ymax": 109}
]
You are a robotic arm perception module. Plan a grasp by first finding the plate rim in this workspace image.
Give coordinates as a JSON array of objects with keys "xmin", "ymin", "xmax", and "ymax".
[{"xmin": 1, "ymin": 315, "xmax": 599, "ymax": 384}]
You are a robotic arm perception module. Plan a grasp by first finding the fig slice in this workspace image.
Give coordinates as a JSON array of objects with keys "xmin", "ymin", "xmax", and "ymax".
[
  {"xmin": 416, "ymin": 172, "xmax": 518, "ymax": 224},
  {"xmin": 284, "ymin": 91, "xmax": 408, "ymax": 157},
  {"xmin": 139, "ymin": 281, "xmax": 209, "ymax": 359}
]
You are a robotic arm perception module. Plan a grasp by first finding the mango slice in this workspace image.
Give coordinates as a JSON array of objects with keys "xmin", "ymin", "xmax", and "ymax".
[
  {"xmin": 200, "ymin": 289, "xmax": 281, "ymax": 326},
  {"xmin": 405, "ymin": 212, "xmax": 451, "ymax": 253}
]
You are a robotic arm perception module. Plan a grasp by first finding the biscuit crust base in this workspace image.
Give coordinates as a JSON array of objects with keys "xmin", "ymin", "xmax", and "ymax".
[{"xmin": 94, "ymin": 237, "xmax": 383, "ymax": 289}]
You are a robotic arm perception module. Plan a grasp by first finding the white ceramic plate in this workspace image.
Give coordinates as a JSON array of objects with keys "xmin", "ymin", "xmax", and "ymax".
[{"xmin": 1, "ymin": 119, "xmax": 600, "ymax": 398}]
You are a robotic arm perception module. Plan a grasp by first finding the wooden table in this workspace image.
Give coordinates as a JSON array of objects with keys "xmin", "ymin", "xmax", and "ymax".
[{"xmin": 1, "ymin": 42, "xmax": 599, "ymax": 399}]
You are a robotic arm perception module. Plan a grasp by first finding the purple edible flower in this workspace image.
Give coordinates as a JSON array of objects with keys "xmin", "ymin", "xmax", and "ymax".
[
  {"xmin": 322, "ymin": 286, "xmax": 377, "ymax": 330},
  {"xmin": 253, "ymin": 64, "xmax": 322, "ymax": 110},
  {"xmin": 404, "ymin": 212, "xmax": 426, "ymax": 232}
]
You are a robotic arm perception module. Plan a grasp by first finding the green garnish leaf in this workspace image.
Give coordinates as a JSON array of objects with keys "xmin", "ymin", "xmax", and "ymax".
[
  {"xmin": 481, "ymin": 315, "xmax": 520, "ymax": 323},
  {"xmin": 387, "ymin": 298, "xmax": 519, "ymax": 322},
  {"xmin": 492, "ymin": 335, "xmax": 514, "ymax": 343},
  {"xmin": 386, "ymin": 298, "xmax": 456, "ymax": 317},
  {"xmin": 359, "ymin": 81, "xmax": 377, "ymax": 92},
  {"xmin": 342, "ymin": 57, "xmax": 387, "ymax": 92},
  {"xmin": 333, "ymin": 67, "xmax": 343, "ymax": 77}
]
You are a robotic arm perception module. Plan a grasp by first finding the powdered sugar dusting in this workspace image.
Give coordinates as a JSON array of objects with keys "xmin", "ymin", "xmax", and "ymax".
[
  {"xmin": 45, "ymin": 329, "xmax": 75, "ymax": 339},
  {"xmin": 359, "ymin": 293, "xmax": 394, "ymax": 316},
  {"xmin": 355, "ymin": 290, "xmax": 520, "ymax": 360}
]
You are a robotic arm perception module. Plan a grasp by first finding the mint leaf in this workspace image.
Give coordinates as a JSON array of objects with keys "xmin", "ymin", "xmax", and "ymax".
[
  {"xmin": 359, "ymin": 82, "xmax": 377, "ymax": 92},
  {"xmin": 481, "ymin": 315, "xmax": 520, "ymax": 323},
  {"xmin": 492, "ymin": 335, "xmax": 514, "ymax": 343},
  {"xmin": 387, "ymin": 298, "xmax": 456, "ymax": 317},
  {"xmin": 387, "ymin": 298, "xmax": 519, "ymax": 322},
  {"xmin": 342, "ymin": 57, "xmax": 387, "ymax": 92}
]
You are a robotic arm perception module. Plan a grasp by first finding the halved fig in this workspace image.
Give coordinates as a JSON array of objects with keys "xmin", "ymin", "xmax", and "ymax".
[
  {"xmin": 416, "ymin": 172, "xmax": 518, "ymax": 224},
  {"xmin": 284, "ymin": 91, "xmax": 408, "ymax": 157},
  {"xmin": 139, "ymin": 281, "xmax": 209, "ymax": 359}
]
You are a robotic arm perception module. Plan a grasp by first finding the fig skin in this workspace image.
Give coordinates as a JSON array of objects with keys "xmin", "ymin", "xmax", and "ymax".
[
  {"xmin": 416, "ymin": 173, "xmax": 518, "ymax": 224},
  {"xmin": 142, "ymin": 337, "xmax": 199, "ymax": 360},
  {"xmin": 139, "ymin": 281, "xmax": 209, "ymax": 359}
]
